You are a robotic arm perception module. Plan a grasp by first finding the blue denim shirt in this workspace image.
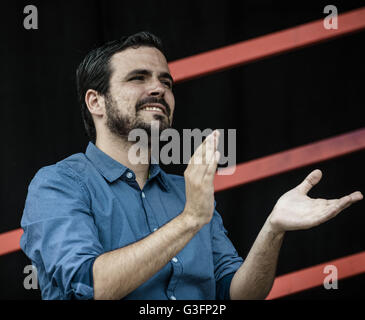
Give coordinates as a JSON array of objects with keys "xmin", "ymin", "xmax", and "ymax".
[{"xmin": 20, "ymin": 142, "xmax": 243, "ymax": 300}]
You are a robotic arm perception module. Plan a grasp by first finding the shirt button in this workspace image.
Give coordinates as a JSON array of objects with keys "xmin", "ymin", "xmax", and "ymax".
[
  {"xmin": 172, "ymin": 257, "xmax": 178, "ymax": 263},
  {"xmin": 170, "ymin": 295, "xmax": 176, "ymax": 300},
  {"xmin": 126, "ymin": 172, "xmax": 133, "ymax": 179},
  {"xmin": 141, "ymin": 192, "xmax": 145, "ymax": 198},
  {"xmin": 153, "ymin": 227, "xmax": 158, "ymax": 232}
]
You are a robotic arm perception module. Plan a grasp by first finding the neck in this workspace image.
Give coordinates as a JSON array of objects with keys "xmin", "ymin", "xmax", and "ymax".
[{"xmin": 95, "ymin": 131, "xmax": 150, "ymax": 189}]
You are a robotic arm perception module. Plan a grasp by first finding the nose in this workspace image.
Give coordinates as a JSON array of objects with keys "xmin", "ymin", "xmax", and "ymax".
[{"xmin": 147, "ymin": 79, "xmax": 165, "ymax": 97}]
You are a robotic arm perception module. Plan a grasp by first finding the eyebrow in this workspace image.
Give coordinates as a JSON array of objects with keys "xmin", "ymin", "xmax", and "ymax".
[{"xmin": 125, "ymin": 69, "xmax": 174, "ymax": 84}]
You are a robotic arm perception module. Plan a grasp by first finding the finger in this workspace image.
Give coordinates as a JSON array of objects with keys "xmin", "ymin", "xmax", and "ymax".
[
  {"xmin": 201, "ymin": 131, "xmax": 216, "ymax": 167},
  {"xmin": 204, "ymin": 130, "xmax": 220, "ymax": 171},
  {"xmin": 204, "ymin": 150, "xmax": 220, "ymax": 182},
  {"xmin": 189, "ymin": 131, "xmax": 214, "ymax": 166},
  {"xmin": 296, "ymin": 169, "xmax": 322, "ymax": 195},
  {"xmin": 322, "ymin": 191, "xmax": 363, "ymax": 206},
  {"xmin": 201, "ymin": 130, "xmax": 219, "ymax": 166},
  {"xmin": 188, "ymin": 131, "xmax": 216, "ymax": 181},
  {"xmin": 350, "ymin": 191, "xmax": 363, "ymax": 201},
  {"xmin": 204, "ymin": 131, "xmax": 217, "ymax": 166},
  {"xmin": 323, "ymin": 191, "xmax": 363, "ymax": 220},
  {"xmin": 337, "ymin": 191, "xmax": 363, "ymax": 210}
]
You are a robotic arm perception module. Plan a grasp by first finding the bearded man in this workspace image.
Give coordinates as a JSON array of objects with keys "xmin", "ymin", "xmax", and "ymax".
[{"xmin": 20, "ymin": 32, "xmax": 363, "ymax": 300}]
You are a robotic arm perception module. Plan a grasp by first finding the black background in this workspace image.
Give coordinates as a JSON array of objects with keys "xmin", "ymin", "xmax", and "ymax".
[{"xmin": 0, "ymin": 0, "xmax": 364, "ymax": 299}]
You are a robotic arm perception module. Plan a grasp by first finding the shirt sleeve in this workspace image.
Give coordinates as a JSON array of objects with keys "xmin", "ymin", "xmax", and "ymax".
[
  {"xmin": 216, "ymin": 272, "xmax": 235, "ymax": 300},
  {"xmin": 20, "ymin": 164, "xmax": 104, "ymax": 300},
  {"xmin": 210, "ymin": 207, "xmax": 243, "ymax": 289}
]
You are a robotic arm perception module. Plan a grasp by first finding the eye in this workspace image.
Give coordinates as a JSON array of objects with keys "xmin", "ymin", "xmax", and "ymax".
[
  {"xmin": 129, "ymin": 75, "xmax": 145, "ymax": 81},
  {"xmin": 161, "ymin": 80, "xmax": 172, "ymax": 89}
]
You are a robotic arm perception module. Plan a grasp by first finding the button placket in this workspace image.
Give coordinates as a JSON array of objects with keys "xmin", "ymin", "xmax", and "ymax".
[
  {"xmin": 166, "ymin": 255, "xmax": 182, "ymax": 300},
  {"xmin": 140, "ymin": 190, "xmax": 159, "ymax": 233}
]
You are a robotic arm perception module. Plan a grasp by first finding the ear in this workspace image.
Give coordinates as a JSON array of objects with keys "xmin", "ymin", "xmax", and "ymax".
[{"xmin": 85, "ymin": 89, "xmax": 105, "ymax": 117}]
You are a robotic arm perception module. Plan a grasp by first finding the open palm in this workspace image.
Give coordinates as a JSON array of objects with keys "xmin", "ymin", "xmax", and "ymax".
[{"xmin": 269, "ymin": 169, "xmax": 363, "ymax": 232}]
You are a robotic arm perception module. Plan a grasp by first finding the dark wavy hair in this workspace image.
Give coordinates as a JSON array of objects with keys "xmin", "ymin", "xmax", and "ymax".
[{"xmin": 76, "ymin": 31, "xmax": 165, "ymax": 143}]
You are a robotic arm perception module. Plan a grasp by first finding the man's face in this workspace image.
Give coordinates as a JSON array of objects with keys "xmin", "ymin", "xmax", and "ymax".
[{"xmin": 104, "ymin": 46, "xmax": 175, "ymax": 139}]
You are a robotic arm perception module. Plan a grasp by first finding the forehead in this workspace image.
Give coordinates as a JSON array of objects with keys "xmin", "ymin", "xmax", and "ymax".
[{"xmin": 110, "ymin": 46, "xmax": 170, "ymax": 77}]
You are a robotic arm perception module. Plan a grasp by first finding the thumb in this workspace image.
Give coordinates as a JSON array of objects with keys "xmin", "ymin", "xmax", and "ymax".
[{"xmin": 296, "ymin": 169, "xmax": 322, "ymax": 195}]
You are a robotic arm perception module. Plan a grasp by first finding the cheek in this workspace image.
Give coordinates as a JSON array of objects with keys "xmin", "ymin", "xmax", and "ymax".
[
  {"xmin": 113, "ymin": 90, "xmax": 139, "ymax": 114},
  {"xmin": 167, "ymin": 93, "xmax": 175, "ymax": 115}
]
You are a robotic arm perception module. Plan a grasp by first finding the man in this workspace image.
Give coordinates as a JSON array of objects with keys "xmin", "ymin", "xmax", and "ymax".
[{"xmin": 20, "ymin": 31, "xmax": 363, "ymax": 300}]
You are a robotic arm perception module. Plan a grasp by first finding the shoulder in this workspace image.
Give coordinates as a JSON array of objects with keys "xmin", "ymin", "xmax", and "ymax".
[
  {"xmin": 22, "ymin": 153, "xmax": 92, "ymax": 226},
  {"xmin": 29, "ymin": 152, "xmax": 89, "ymax": 193}
]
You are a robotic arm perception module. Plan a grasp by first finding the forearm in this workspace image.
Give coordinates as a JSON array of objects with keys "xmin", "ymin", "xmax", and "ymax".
[
  {"xmin": 93, "ymin": 210, "xmax": 202, "ymax": 300},
  {"xmin": 230, "ymin": 216, "xmax": 285, "ymax": 300}
]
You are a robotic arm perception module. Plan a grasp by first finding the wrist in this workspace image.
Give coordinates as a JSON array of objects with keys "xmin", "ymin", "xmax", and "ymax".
[
  {"xmin": 180, "ymin": 208, "xmax": 206, "ymax": 232},
  {"xmin": 266, "ymin": 214, "xmax": 286, "ymax": 238}
]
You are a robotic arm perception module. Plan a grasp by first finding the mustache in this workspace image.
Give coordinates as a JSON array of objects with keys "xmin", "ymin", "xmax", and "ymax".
[{"xmin": 135, "ymin": 97, "xmax": 171, "ymax": 117}]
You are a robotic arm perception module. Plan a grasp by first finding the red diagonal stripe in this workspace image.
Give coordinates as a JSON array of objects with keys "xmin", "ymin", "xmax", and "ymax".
[
  {"xmin": 214, "ymin": 128, "xmax": 365, "ymax": 192},
  {"xmin": 169, "ymin": 7, "xmax": 365, "ymax": 83},
  {"xmin": 0, "ymin": 228, "xmax": 23, "ymax": 256},
  {"xmin": 266, "ymin": 251, "xmax": 365, "ymax": 299}
]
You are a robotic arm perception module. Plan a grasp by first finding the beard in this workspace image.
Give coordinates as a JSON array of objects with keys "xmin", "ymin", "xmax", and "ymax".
[{"xmin": 105, "ymin": 93, "xmax": 171, "ymax": 140}]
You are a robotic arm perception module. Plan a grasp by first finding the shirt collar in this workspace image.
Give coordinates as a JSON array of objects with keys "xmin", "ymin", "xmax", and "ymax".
[
  {"xmin": 85, "ymin": 142, "xmax": 170, "ymax": 191},
  {"xmin": 85, "ymin": 142, "xmax": 128, "ymax": 183}
]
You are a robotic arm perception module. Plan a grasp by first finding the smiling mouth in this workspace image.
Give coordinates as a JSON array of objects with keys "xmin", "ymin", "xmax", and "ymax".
[{"xmin": 139, "ymin": 103, "xmax": 167, "ymax": 116}]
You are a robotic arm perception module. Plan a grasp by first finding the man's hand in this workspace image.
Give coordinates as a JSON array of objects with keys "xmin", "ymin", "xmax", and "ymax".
[
  {"xmin": 183, "ymin": 130, "xmax": 220, "ymax": 227},
  {"xmin": 268, "ymin": 169, "xmax": 363, "ymax": 233}
]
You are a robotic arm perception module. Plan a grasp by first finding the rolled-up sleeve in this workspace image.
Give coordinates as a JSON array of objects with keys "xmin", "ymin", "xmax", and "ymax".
[
  {"xmin": 210, "ymin": 208, "xmax": 243, "ymax": 284},
  {"xmin": 20, "ymin": 164, "xmax": 104, "ymax": 300}
]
